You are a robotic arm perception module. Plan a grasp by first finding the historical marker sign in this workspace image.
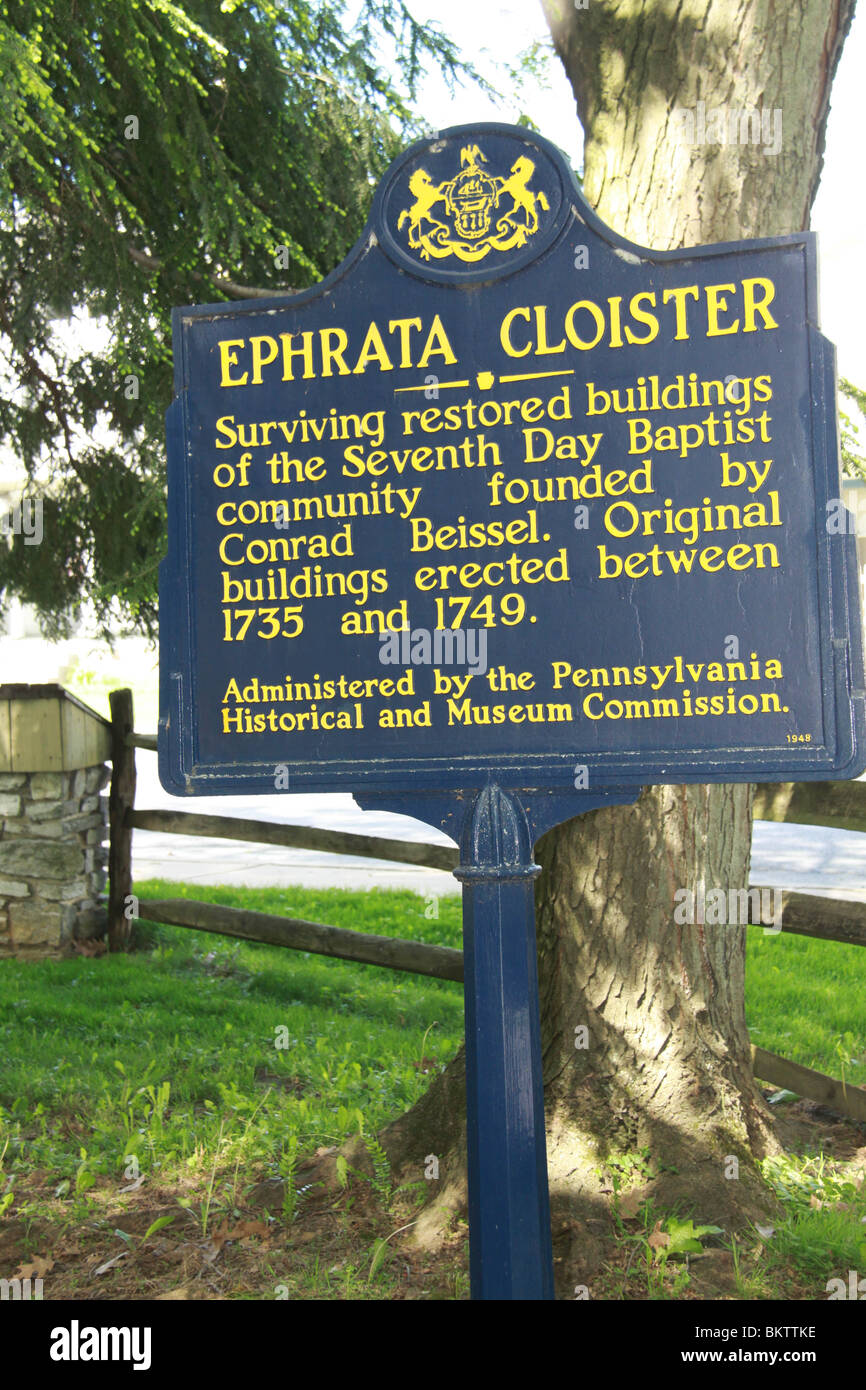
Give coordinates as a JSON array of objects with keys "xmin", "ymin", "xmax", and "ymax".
[
  {"xmin": 159, "ymin": 123, "xmax": 866, "ymax": 1302},
  {"xmin": 160, "ymin": 123, "xmax": 865, "ymax": 795}
]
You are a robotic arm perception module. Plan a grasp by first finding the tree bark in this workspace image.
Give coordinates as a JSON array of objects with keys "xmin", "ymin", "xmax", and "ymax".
[
  {"xmin": 541, "ymin": 0, "xmax": 854, "ymax": 247},
  {"xmin": 373, "ymin": 0, "xmax": 857, "ymax": 1293}
]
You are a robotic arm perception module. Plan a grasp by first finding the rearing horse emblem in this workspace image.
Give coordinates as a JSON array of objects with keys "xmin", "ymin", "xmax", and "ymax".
[{"xmin": 396, "ymin": 144, "xmax": 550, "ymax": 263}]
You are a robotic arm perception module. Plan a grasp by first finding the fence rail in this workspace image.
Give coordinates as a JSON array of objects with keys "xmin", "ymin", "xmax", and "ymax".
[
  {"xmin": 752, "ymin": 1046, "xmax": 866, "ymax": 1124},
  {"xmin": 753, "ymin": 779, "xmax": 866, "ymax": 833},
  {"xmin": 109, "ymin": 692, "xmax": 866, "ymax": 1123},
  {"xmin": 129, "ymin": 807, "xmax": 458, "ymax": 871},
  {"xmin": 136, "ymin": 896, "xmax": 463, "ymax": 982}
]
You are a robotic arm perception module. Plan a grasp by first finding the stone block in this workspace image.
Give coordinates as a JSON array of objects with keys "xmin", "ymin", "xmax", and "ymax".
[
  {"xmin": 62, "ymin": 812, "xmax": 105, "ymax": 834},
  {"xmin": 0, "ymin": 773, "xmax": 27, "ymax": 790},
  {"xmin": 0, "ymin": 794, "xmax": 22, "ymax": 817},
  {"xmin": 8, "ymin": 899, "xmax": 63, "ymax": 946},
  {"xmin": 85, "ymin": 764, "xmax": 111, "ymax": 794},
  {"xmin": 88, "ymin": 869, "xmax": 107, "ymax": 897},
  {"xmin": 0, "ymin": 838, "xmax": 84, "ymax": 879},
  {"xmin": 13, "ymin": 944, "xmax": 64, "ymax": 961},
  {"xmin": 37, "ymin": 878, "xmax": 89, "ymax": 902},
  {"xmin": 29, "ymin": 799, "xmax": 77, "ymax": 822},
  {"xmin": 2, "ymin": 817, "xmax": 63, "ymax": 839},
  {"xmin": 0, "ymin": 878, "xmax": 30, "ymax": 898},
  {"xmin": 30, "ymin": 772, "xmax": 67, "ymax": 800},
  {"xmin": 74, "ymin": 902, "xmax": 107, "ymax": 939}
]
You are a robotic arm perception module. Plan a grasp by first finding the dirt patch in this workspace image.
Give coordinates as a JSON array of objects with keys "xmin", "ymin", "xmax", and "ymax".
[{"xmin": 0, "ymin": 1165, "xmax": 466, "ymax": 1301}]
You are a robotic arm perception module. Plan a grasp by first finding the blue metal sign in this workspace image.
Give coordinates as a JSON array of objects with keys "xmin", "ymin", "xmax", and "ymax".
[
  {"xmin": 159, "ymin": 123, "xmax": 866, "ymax": 1302},
  {"xmin": 159, "ymin": 123, "xmax": 865, "ymax": 796}
]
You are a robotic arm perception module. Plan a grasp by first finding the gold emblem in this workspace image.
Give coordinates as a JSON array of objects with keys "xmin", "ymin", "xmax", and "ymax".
[{"xmin": 396, "ymin": 143, "xmax": 550, "ymax": 263}]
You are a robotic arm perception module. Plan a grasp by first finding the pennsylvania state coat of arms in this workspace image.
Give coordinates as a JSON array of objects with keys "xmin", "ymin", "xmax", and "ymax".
[{"xmin": 396, "ymin": 143, "xmax": 550, "ymax": 263}]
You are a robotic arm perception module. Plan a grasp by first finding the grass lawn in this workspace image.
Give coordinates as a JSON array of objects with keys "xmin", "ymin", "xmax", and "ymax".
[
  {"xmin": 746, "ymin": 923, "xmax": 866, "ymax": 1087},
  {"xmin": 0, "ymin": 880, "xmax": 864, "ymax": 1300}
]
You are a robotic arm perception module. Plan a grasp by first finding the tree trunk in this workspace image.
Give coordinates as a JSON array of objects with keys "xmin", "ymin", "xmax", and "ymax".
[
  {"xmin": 372, "ymin": 0, "xmax": 857, "ymax": 1294},
  {"xmin": 542, "ymin": 0, "xmax": 854, "ymax": 247}
]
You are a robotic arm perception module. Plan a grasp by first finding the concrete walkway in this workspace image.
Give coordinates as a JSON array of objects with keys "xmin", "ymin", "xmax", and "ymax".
[
  {"xmin": 129, "ymin": 751, "xmax": 866, "ymax": 903},
  {"xmin": 131, "ymin": 751, "xmax": 459, "ymax": 896}
]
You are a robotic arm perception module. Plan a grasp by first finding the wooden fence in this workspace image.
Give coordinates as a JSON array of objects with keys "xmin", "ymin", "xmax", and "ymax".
[{"xmin": 106, "ymin": 688, "xmax": 866, "ymax": 1123}]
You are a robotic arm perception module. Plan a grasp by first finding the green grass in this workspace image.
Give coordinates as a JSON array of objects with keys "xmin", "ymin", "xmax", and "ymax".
[
  {"xmin": 0, "ymin": 881, "xmax": 463, "ymax": 1194},
  {"xmin": 745, "ymin": 923, "xmax": 866, "ymax": 1087},
  {"xmin": 745, "ymin": 1152, "xmax": 866, "ymax": 1297},
  {"xmin": 2, "ymin": 880, "xmax": 865, "ymax": 1300}
]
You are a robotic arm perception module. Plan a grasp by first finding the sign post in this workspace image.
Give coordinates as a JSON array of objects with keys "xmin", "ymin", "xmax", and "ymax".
[
  {"xmin": 160, "ymin": 123, "xmax": 866, "ymax": 1299},
  {"xmin": 456, "ymin": 783, "xmax": 553, "ymax": 1300}
]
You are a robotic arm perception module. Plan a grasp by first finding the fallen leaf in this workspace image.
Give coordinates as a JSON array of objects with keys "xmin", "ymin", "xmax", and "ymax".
[
  {"xmin": 618, "ymin": 1188, "xmax": 649, "ymax": 1220},
  {"xmin": 226, "ymin": 1219, "xmax": 269, "ymax": 1242},
  {"xmin": 15, "ymin": 1256, "xmax": 54, "ymax": 1279},
  {"xmin": 199, "ymin": 1219, "xmax": 231, "ymax": 1262},
  {"xmin": 648, "ymin": 1221, "xmax": 670, "ymax": 1252},
  {"xmin": 93, "ymin": 1252, "xmax": 128, "ymax": 1276},
  {"xmin": 71, "ymin": 939, "xmax": 107, "ymax": 957}
]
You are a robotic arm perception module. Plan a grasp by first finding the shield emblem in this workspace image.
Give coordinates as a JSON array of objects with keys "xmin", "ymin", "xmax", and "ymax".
[{"xmin": 449, "ymin": 168, "xmax": 497, "ymax": 241}]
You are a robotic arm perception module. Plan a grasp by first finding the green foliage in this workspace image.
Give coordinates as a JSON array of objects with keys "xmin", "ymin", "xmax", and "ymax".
[
  {"xmin": 757, "ymin": 1151, "xmax": 866, "ymax": 1284},
  {"xmin": 142, "ymin": 1213, "xmax": 176, "ymax": 1243},
  {"xmin": 840, "ymin": 377, "xmax": 866, "ymax": 480},
  {"xmin": 656, "ymin": 1215, "xmax": 723, "ymax": 1261},
  {"xmin": 745, "ymin": 925, "xmax": 866, "ymax": 1088},
  {"xmin": 0, "ymin": 0, "xmax": 473, "ymax": 637},
  {"xmin": 367, "ymin": 1235, "xmax": 390, "ymax": 1282},
  {"xmin": 0, "ymin": 880, "xmax": 464, "ymax": 1297},
  {"xmin": 761, "ymin": 1150, "xmax": 864, "ymax": 1208},
  {"xmin": 0, "ymin": 881, "xmax": 462, "ymax": 1204},
  {"xmin": 362, "ymin": 1133, "xmax": 393, "ymax": 1206}
]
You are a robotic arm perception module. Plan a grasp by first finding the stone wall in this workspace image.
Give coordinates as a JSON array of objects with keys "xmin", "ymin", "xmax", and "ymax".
[{"xmin": 0, "ymin": 764, "xmax": 109, "ymax": 958}]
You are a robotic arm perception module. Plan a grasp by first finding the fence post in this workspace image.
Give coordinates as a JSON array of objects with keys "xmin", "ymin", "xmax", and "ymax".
[{"xmin": 108, "ymin": 688, "xmax": 135, "ymax": 950}]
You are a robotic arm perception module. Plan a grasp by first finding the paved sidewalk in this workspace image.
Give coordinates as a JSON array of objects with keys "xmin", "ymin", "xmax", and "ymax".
[
  {"xmin": 131, "ymin": 752, "xmax": 459, "ymax": 896},
  {"xmin": 129, "ymin": 751, "xmax": 866, "ymax": 903}
]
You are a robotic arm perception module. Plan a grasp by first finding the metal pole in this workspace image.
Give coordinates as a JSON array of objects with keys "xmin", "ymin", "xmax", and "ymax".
[{"xmin": 454, "ymin": 782, "xmax": 555, "ymax": 1300}]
